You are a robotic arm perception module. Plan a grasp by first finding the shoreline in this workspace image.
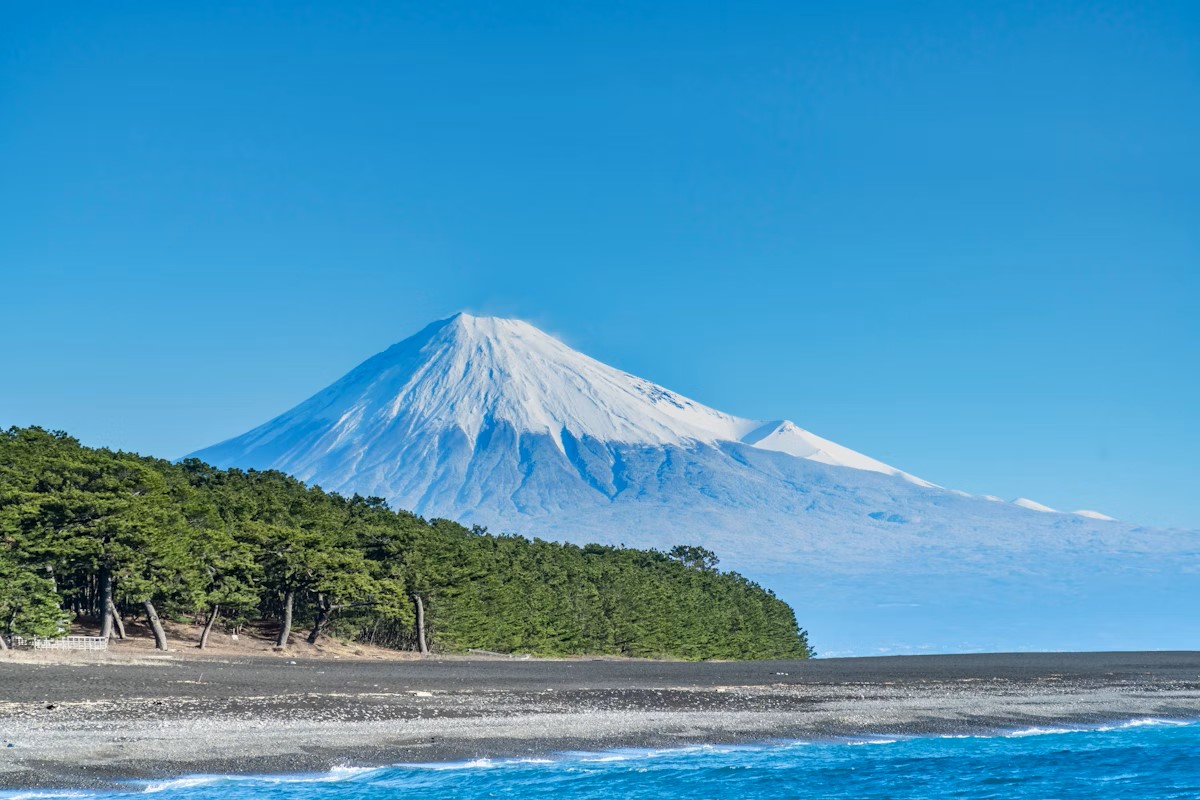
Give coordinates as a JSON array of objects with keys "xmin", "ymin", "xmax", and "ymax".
[
  {"xmin": 7, "ymin": 718, "xmax": 1198, "ymax": 797},
  {"xmin": 2, "ymin": 651, "xmax": 1198, "ymax": 790}
]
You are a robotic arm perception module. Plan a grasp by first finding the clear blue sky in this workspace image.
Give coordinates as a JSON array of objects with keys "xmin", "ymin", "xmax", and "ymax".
[{"xmin": 2, "ymin": 2, "xmax": 1197, "ymax": 529}]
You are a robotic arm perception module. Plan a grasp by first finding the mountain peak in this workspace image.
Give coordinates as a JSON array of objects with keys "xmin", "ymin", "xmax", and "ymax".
[
  {"xmin": 385, "ymin": 311, "xmax": 753, "ymax": 451},
  {"xmin": 441, "ymin": 311, "xmax": 528, "ymax": 333},
  {"xmin": 194, "ymin": 314, "xmax": 928, "ymax": 487},
  {"xmin": 426, "ymin": 312, "xmax": 570, "ymax": 358}
]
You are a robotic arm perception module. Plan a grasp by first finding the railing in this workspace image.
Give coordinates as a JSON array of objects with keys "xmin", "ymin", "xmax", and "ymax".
[{"xmin": 8, "ymin": 635, "xmax": 108, "ymax": 651}]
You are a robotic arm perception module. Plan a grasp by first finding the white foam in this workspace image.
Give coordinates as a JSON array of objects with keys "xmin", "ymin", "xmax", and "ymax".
[
  {"xmin": 141, "ymin": 777, "xmax": 223, "ymax": 794},
  {"xmin": 935, "ymin": 718, "xmax": 1195, "ymax": 741},
  {"xmin": 1001, "ymin": 719, "xmax": 1193, "ymax": 738},
  {"xmin": 1097, "ymin": 773, "xmax": 1139, "ymax": 782},
  {"xmin": 1004, "ymin": 726, "xmax": 1088, "ymax": 737},
  {"xmin": 139, "ymin": 765, "xmax": 380, "ymax": 792},
  {"xmin": 258, "ymin": 765, "xmax": 379, "ymax": 783},
  {"xmin": 1097, "ymin": 718, "xmax": 1191, "ymax": 731}
]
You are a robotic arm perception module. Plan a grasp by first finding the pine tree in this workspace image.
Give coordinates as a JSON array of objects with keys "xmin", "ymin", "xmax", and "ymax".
[{"xmin": 0, "ymin": 426, "xmax": 813, "ymax": 660}]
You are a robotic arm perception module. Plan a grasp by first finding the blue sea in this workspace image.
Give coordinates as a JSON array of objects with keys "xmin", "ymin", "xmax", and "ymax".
[{"xmin": 9, "ymin": 720, "xmax": 1198, "ymax": 800}]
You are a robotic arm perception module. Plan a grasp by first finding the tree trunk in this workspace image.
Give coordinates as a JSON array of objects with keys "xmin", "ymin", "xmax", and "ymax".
[
  {"xmin": 198, "ymin": 604, "xmax": 220, "ymax": 649},
  {"xmin": 306, "ymin": 595, "xmax": 329, "ymax": 645},
  {"xmin": 276, "ymin": 590, "xmax": 294, "ymax": 648},
  {"xmin": 109, "ymin": 600, "xmax": 127, "ymax": 640},
  {"xmin": 413, "ymin": 594, "xmax": 429, "ymax": 655},
  {"xmin": 99, "ymin": 567, "xmax": 114, "ymax": 639},
  {"xmin": 143, "ymin": 600, "xmax": 169, "ymax": 651},
  {"xmin": 0, "ymin": 632, "xmax": 8, "ymax": 651}
]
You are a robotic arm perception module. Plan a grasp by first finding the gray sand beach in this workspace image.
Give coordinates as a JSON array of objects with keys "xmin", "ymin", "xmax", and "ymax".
[{"xmin": 2, "ymin": 651, "xmax": 1199, "ymax": 790}]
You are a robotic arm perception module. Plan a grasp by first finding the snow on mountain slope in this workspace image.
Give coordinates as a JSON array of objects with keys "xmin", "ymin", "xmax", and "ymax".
[
  {"xmin": 193, "ymin": 313, "xmax": 925, "ymax": 486},
  {"xmin": 191, "ymin": 313, "xmax": 1200, "ymax": 655},
  {"xmin": 1012, "ymin": 497, "xmax": 1057, "ymax": 512},
  {"xmin": 741, "ymin": 419, "xmax": 933, "ymax": 486}
]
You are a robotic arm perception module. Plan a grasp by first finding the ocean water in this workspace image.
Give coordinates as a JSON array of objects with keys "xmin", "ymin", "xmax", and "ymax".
[{"xmin": 10, "ymin": 720, "xmax": 1198, "ymax": 800}]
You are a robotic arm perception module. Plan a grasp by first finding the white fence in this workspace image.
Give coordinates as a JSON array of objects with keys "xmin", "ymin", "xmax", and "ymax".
[{"xmin": 8, "ymin": 635, "xmax": 108, "ymax": 651}]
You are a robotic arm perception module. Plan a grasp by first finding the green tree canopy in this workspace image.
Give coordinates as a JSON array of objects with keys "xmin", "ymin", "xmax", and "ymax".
[{"xmin": 0, "ymin": 427, "xmax": 812, "ymax": 660}]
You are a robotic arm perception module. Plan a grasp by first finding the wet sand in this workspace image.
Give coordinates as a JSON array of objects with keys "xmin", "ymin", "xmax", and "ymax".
[{"xmin": 2, "ymin": 651, "xmax": 1198, "ymax": 790}]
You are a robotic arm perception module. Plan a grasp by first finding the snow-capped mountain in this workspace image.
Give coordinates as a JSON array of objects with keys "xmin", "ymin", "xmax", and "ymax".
[{"xmin": 192, "ymin": 313, "xmax": 1199, "ymax": 655}]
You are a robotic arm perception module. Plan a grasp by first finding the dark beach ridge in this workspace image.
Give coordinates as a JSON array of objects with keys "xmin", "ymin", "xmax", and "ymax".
[{"xmin": 1, "ymin": 651, "xmax": 1198, "ymax": 790}]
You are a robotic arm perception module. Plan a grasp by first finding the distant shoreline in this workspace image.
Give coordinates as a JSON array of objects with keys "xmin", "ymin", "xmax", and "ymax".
[{"xmin": 2, "ymin": 651, "xmax": 1198, "ymax": 790}]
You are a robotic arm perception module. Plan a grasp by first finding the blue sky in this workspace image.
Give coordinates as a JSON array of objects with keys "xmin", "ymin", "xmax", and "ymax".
[{"xmin": 2, "ymin": 1, "xmax": 1197, "ymax": 529}]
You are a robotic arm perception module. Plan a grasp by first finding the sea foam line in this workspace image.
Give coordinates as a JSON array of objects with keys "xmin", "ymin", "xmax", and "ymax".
[{"xmin": 1004, "ymin": 717, "xmax": 1193, "ymax": 738}]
